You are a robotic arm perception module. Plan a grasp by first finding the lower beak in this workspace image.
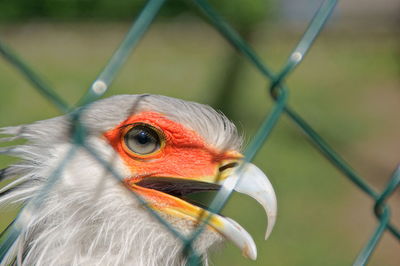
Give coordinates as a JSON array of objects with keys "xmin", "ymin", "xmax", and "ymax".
[{"xmin": 128, "ymin": 162, "xmax": 277, "ymax": 260}]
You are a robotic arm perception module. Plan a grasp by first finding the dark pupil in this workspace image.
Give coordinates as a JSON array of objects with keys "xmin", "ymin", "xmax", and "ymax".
[
  {"xmin": 135, "ymin": 131, "xmax": 151, "ymax": 144},
  {"xmin": 125, "ymin": 125, "xmax": 160, "ymax": 155}
]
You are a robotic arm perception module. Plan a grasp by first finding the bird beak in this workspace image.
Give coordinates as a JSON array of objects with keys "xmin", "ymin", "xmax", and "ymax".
[
  {"xmin": 207, "ymin": 162, "xmax": 277, "ymax": 259},
  {"xmin": 127, "ymin": 161, "xmax": 277, "ymax": 260},
  {"xmin": 220, "ymin": 162, "xmax": 277, "ymax": 240}
]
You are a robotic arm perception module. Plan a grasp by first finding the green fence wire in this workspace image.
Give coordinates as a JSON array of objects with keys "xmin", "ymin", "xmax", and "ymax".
[{"xmin": 0, "ymin": 0, "xmax": 399, "ymax": 265}]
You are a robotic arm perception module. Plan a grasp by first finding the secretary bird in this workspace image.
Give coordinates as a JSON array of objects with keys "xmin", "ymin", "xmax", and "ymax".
[{"xmin": 0, "ymin": 94, "xmax": 277, "ymax": 266}]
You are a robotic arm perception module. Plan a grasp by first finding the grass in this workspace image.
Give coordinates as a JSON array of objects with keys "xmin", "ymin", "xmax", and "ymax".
[{"xmin": 0, "ymin": 19, "xmax": 399, "ymax": 265}]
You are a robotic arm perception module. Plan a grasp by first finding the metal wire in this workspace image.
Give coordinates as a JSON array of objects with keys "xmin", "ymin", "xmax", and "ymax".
[{"xmin": 0, "ymin": 0, "xmax": 399, "ymax": 265}]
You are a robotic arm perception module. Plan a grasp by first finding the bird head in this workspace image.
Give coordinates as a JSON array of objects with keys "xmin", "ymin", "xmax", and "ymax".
[{"xmin": 0, "ymin": 94, "xmax": 276, "ymax": 265}]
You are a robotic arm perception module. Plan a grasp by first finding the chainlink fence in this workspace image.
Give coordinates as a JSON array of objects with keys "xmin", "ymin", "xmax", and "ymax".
[{"xmin": 0, "ymin": 0, "xmax": 399, "ymax": 265}]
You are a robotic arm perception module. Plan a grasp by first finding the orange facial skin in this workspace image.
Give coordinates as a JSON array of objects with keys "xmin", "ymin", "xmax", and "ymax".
[
  {"xmin": 104, "ymin": 111, "xmax": 240, "ymax": 183},
  {"xmin": 103, "ymin": 111, "xmax": 241, "ymax": 216}
]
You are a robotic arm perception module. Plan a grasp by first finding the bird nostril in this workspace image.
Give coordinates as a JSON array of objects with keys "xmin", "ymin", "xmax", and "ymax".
[{"xmin": 219, "ymin": 162, "xmax": 238, "ymax": 172}]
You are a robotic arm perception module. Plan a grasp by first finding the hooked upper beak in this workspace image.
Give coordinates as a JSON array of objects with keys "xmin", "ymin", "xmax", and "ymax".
[
  {"xmin": 220, "ymin": 162, "xmax": 277, "ymax": 240},
  {"xmin": 209, "ymin": 162, "xmax": 277, "ymax": 259},
  {"xmin": 126, "ymin": 161, "xmax": 277, "ymax": 260}
]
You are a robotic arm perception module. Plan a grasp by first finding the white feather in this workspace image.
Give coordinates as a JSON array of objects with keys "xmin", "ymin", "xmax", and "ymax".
[{"xmin": 0, "ymin": 94, "xmax": 242, "ymax": 265}]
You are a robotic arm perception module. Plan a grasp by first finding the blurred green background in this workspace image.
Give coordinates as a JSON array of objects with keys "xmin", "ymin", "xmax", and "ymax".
[{"xmin": 0, "ymin": 0, "xmax": 399, "ymax": 265}]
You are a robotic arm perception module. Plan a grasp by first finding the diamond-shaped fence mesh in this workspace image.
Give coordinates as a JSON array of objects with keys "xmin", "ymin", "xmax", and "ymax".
[{"xmin": 0, "ymin": 0, "xmax": 399, "ymax": 265}]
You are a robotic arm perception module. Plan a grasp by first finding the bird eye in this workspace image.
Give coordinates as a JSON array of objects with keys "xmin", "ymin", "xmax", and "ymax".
[{"xmin": 124, "ymin": 125, "xmax": 162, "ymax": 155}]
